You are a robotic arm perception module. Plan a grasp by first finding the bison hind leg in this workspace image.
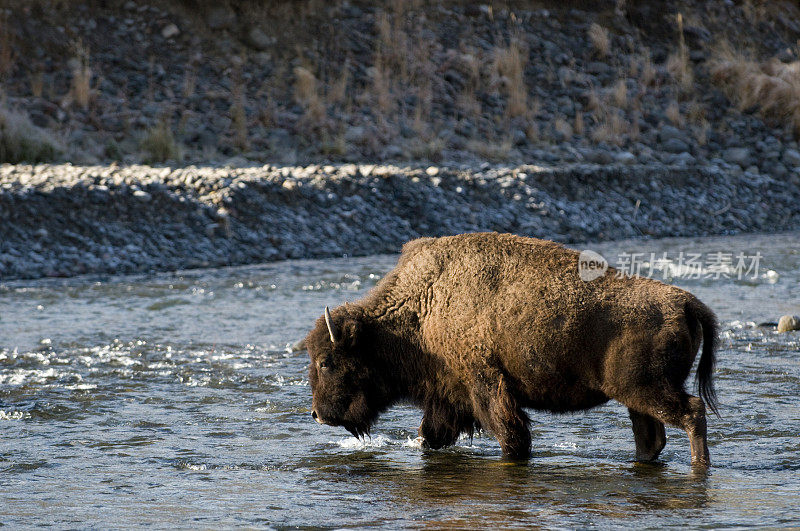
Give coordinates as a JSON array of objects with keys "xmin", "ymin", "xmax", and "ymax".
[
  {"xmin": 618, "ymin": 391, "xmax": 710, "ymax": 468},
  {"xmin": 629, "ymin": 409, "xmax": 666, "ymax": 462}
]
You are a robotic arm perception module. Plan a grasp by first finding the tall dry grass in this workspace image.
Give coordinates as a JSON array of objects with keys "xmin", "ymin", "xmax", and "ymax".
[
  {"xmin": 70, "ymin": 41, "xmax": 93, "ymax": 110},
  {"xmin": 666, "ymin": 13, "xmax": 693, "ymax": 92},
  {"xmin": 293, "ymin": 65, "xmax": 324, "ymax": 121},
  {"xmin": 0, "ymin": 11, "xmax": 14, "ymax": 79},
  {"xmin": 590, "ymin": 109, "xmax": 627, "ymax": 146},
  {"xmin": 493, "ymin": 38, "xmax": 528, "ymax": 118},
  {"xmin": 709, "ymin": 48, "xmax": 800, "ymax": 134},
  {"xmin": 588, "ymin": 23, "xmax": 610, "ymax": 58}
]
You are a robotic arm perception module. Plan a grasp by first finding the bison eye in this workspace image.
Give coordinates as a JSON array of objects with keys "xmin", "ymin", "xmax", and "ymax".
[{"xmin": 319, "ymin": 358, "xmax": 331, "ymax": 370}]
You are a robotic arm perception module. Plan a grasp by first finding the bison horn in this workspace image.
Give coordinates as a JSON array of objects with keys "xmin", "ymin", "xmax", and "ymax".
[{"xmin": 324, "ymin": 306, "xmax": 338, "ymax": 343}]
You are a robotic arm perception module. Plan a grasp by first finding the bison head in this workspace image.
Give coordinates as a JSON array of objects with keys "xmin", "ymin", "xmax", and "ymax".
[{"xmin": 306, "ymin": 307, "xmax": 388, "ymax": 438}]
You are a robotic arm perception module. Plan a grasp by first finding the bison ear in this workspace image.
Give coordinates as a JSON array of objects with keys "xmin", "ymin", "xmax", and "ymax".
[{"xmin": 339, "ymin": 318, "xmax": 363, "ymax": 350}]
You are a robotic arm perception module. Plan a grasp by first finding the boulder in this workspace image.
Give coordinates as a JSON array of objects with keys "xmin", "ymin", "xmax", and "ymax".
[
  {"xmin": 777, "ymin": 315, "xmax": 800, "ymax": 332},
  {"xmin": 723, "ymin": 147, "xmax": 751, "ymax": 168}
]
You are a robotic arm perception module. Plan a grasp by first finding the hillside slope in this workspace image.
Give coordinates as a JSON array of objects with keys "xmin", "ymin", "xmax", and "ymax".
[{"xmin": 2, "ymin": 0, "xmax": 800, "ymax": 172}]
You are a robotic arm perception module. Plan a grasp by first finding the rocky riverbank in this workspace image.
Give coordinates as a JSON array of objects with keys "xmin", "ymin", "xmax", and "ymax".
[
  {"xmin": 3, "ymin": 1, "xmax": 800, "ymax": 172},
  {"xmin": 2, "ymin": 160, "xmax": 799, "ymax": 280}
]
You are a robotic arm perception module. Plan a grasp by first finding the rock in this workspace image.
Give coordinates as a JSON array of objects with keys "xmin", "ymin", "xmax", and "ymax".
[
  {"xmin": 245, "ymin": 27, "xmax": 273, "ymax": 51},
  {"xmin": 586, "ymin": 149, "xmax": 613, "ymax": 164},
  {"xmin": 161, "ymin": 23, "xmax": 179, "ymax": 39},
  {"xmin": 425, "ymin": 166, "xmax": 439, "ymax": 176},
  {"xmin": 586, "ymin": 62, "xmax": 612, "ymax": 75},
  {"xmin": 133, "ymin": 190, "xmax": 151, "ymax": 202},
  {"xmin": 783, "ymin": 148, "xmax": 800, "ymax": 167},
  {"xmin": 777, "ymin": 315, "xmax": 800, "ymax": 332},
  {"xmin": 344, "ymin": 126, "xmax": 365, "ymax": 143},
  {"xmin": 658, "ymin": 125, "xmax": 689, "ymax": 143},
  {"xmin": 662, "ymin": 138, "xmax": 690, "ymax": 154},
  {"xmin": 673, "ymin": 152, "xmax": 696, "ymax": 166},
  {"xmin": 723, "ymin": 147, "xmax": 752, "ymax": 168},
  {"xmin": 614, "ymin": 151, "xmax": 636, "ymax": 165},
  {"xmin": 382, "ymin": 144, "xmax": 403, "ymax": 159},
  {"xmin": 206, "ymin": 6, "xmax": 236, "ymax": 30}
]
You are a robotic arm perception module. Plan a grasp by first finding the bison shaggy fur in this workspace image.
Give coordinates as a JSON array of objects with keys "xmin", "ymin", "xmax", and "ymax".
[{"xmin": 306, "ymin": 233, "xmax": 718, "ymax": 467}]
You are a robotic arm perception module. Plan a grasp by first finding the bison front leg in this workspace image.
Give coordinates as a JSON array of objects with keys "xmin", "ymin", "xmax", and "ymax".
[
  {"xmin": 470, "ymin": 374, "xmax": 531, "ymax": 460},
  {"xmin": 418, "ymin": 401, "xmax": 466, "ymax": 450},
  {"xmin": 629, "ymin": 409, "xmax": 667, "ymax": 462}
]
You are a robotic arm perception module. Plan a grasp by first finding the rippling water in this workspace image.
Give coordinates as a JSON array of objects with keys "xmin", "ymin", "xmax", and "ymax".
[{"xmin": 2, "ymin": 232, "xmax": 799, "ymax": 527}]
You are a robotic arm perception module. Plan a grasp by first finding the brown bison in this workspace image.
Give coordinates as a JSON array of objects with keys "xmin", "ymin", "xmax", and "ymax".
[{"xmin": 306, "ymin": 233, "xmax": 718, "ymax": 467}]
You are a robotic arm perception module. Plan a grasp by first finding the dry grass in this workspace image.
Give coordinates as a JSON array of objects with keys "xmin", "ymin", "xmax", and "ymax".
[
  {"xmin": 141, "ymin": 119, "xmax": 180, "ymax": 163},
  {"xmin": 230, "ymin": 57, "xmax": 249, "ymax": 151},
  {"xmin": 666, "ymin": 51, "xmax": 693, "ymax": 92},
  {"xmin": 588, "ymin": 23, "xmax": 610, "ymax": 58},
  {"xmin": 612, "ymin": 79, "xmax": 628, "ymax": 108},
  {"xmin": 554, "ymin": 116, "xmax": 573, "ymax": 138},
  {"xmin": 0, "ymin": 11, "xmax": 14, "ymax": 79},
  {"xmin": 574, "ymin": 110, "xmax": 585, "ymax": 136},
  {"xmin": 376, "ymin": 11, "xmax": 410, "ymax": 82},
  {"xmin": 0, "ymin": 106, "xmax": 61, "ymax": 163},
  {"xmin": 639, "ymin": 52, "xmax": 656, "ymax": 87},
  {"xmin": 629, "ymin": 111, "xmax": 640, "ymax": 142},
  {"xmin": 183, "ymin": 60, "xmax": 198, "ymax": 99},
  {"xmin": 590, "ymin": 110, "xmax": 627, "ymax": 146},
  {"xmin": 70, "ymin": 41, "xmax": 93, "ymax": 110},
  {"xmin": 409, "ymin": 136, "xmax": 445, "ymax": 162},
  {"xmin": 293, "ymin": 65, "xmax": 324, "ymax": 121},
  {"xmin": 320, "ymin": 131, "xmax": 347, "ymax": 156},
  {"xmin": 328, "ymin": 60, "xmax": 350, "ymax": 106},
  {"xmin": 586, "ymin": 89, "xmax": 601, "ymax": 113},
  {"xmin": 667, "ymin": 13, "xmax": 693, "ymax": 92},
  {"xmin": 686, "ymin": 99, "xmax": 706, "ymax": 125},
  {"xmin": 371, "ymin": 52, "xmax": 394, "ymax": 115},
  {"xmin": 709, "ymin": 47, "xmax": 800, "ymax": 134},
  {"xmin": 525, "ymin": 121, "xmax": 540, "ymax": 143},
  {"xmin": 665, "ymin": 100, "xmax": 684, "ymax": 126},
  {"xmin": 493, "ymin": 39, "xmax": 528, "ymax": 118},
  {"xmin": 456, "ymin": 87, "xmax": 482, "ymax": 118},
  {"xmin": 467, "ymin": 136, "xmax": 512, "ymax": 161},
  {"xmin": 30, "ymin": 71, "xmax": 44, "ymax": 98}
]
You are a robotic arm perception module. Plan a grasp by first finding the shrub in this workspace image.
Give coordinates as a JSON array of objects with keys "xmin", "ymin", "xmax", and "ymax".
[
  {"xmin": 710, "ymin": 50, "xmax": 800, "ymax": 135},
  {"xmin": 0, "ymin": 107, "xmax": 61, "ymax": 163},
  {"xmin": 141, "ymin": 120, "xmax": 181, "ymax": 163}
]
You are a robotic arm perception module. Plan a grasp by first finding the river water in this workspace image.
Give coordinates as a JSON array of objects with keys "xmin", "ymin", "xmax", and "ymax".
[{"xmin": 2, "ymin": 232, "xmax": 799, "ymax": 528}]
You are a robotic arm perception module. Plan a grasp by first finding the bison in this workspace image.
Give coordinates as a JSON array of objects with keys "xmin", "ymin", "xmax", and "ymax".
[{"xmin": 306, "ymin": 233, "xmax": 718, "ymax": 467}]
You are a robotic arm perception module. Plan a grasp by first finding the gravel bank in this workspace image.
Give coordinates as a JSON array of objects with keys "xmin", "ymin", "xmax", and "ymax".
[{"xmin": 2, "ymin": 162, "xmax": 798, "ymax": 280}]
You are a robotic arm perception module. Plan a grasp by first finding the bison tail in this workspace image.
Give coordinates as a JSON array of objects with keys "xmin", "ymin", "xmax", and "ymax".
[{"xmin": 689, "ymin": 298, "xmax": 720, "ymax": 417}]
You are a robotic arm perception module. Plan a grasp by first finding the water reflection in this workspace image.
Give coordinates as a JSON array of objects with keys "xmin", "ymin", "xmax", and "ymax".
[{"xmin": 301, "ymin": 450, "xmax": 712, "ymax": 526}]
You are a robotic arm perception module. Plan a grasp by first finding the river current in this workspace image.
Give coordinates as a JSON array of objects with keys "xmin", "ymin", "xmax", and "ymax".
[{"xmin": 2, "ymin": 232, "xmax": 799, "ymax": 527}]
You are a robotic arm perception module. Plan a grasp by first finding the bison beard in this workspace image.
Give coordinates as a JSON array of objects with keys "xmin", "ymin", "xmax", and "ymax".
[{"xmin": 306, "ymin": 233, "xmax": 719, "ymax": 467}]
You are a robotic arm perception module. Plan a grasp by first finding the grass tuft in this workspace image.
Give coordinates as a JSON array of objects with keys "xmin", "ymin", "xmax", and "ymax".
[
  {"xmin": 0, "ymin": 106, "xmax": 61, "ymax": 163},
  {"xmin": 709, "ymin": 47, "xmax": 800, "ymax": 135},
  {"xmin": 141, "ymin": 119, "xmax": 181, "ymax": 163},
  {"xmin": 493, "ymin": 39, "xmax": 528, "ymax": 118},
  {"xmin": 588, "ymin": 23, "xmax": 610, "ymax": 58}
]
